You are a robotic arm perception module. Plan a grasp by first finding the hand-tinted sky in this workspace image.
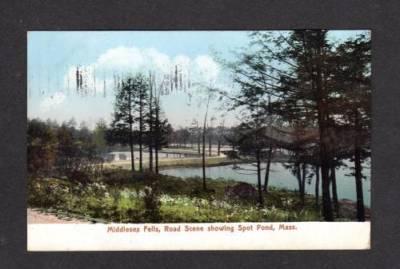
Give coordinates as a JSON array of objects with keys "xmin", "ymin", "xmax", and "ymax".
[{"xmin": 27, "ymin": 30, "xmax": 367, "ymax": 129}]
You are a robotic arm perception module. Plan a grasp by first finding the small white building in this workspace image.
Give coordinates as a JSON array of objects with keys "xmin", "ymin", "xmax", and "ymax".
[{"xmin": 103, "ymin": 151, "xmax": 132, "ymax": 162}]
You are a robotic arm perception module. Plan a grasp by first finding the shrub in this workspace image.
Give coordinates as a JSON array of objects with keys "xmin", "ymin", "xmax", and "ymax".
[
  {"xmin": 67, "ymin": 170, "xmax": 91, "ymax": 184},
  {"xmin": 142, "ymin": 175, "xmax": 162, "ymax": 222}
]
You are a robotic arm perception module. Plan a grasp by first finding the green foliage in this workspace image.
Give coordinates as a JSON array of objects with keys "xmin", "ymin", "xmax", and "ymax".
[
  {"xmin": 27, "ymin": 119, "xmax": 57, "ymax": 176},
  {"xmin": 108, "ymin": 74, "xmax": 150, "ymax": 146},
  {"xmin": 93, "ymin": 119, "xmax": 108, "ymax": 154},
  {"xmin": 28, "ymin": 118, "xmax": 105, "ymax": 183},
  {"xmin": 143, "ymin": 185, "xmax": 161, "ymax": 222},
  {"xmin": 28, "ymin": 171, "xmax": 324, "ymax": 223}
]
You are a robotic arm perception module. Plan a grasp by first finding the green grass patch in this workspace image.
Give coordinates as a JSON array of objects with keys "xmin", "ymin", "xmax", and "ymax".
[{"xmin": 28, "ymin": 170, "xmax": 324, "ymax": 223}]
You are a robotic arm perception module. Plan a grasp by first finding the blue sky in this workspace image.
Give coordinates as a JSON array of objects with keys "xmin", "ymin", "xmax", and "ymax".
[{"xmin": 27, "ymin": 30, "xmax": 367, "ymax": 129}]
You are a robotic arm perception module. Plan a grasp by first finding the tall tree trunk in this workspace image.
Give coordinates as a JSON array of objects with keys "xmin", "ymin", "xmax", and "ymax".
[
  {"xmin": 301, "ymin": 163, "xmax": 306, "ymax": 206},
  {"xmin": 296, "ymin": 162, "xmax": 302, "ymax": 201},
  {"xmin": 315, "ymin": 165, "xmax": 320, "ymax": 208},
  {"xmin": 148, "ymin": 77, "xmax": 153, "ymax": 172},
  {"xmin": 330, "ymin": 165, "xmax": 339, "ymax": 217},
  {"xmin": 139, "ymin": 133, "xmax": 143, "ymax": 171},
  {"xmin": 315, "ymin": 30, "xmax": 333, "ymax": 221},
  {"xmin": 155, "ymin": 144, "xmax": 159, "ymax": 174},
  {"xmin": 128, "ymin": 91, "xmax": 135, "ymax": 172},
  {"xmin": 129, "ymin": 125, "xmax": 135, "ymax": 172},
  {"xmin": 149, "ymin": 140, "xmax": 153, "ymax": 171},
  {"xmin": 256, "ymin": 149, "xmax": 264, "ymax": 207},
  {"xmin": 139, "ymin": 91, "xmax": 143, "ymax": 172},
  {"xmin": 197, "ymin": 133, "xmax": 201, "ymax": 155},
  {"xmin": 217, "ymin": 140, "xmax": 221, "ymax": 156},
  {"xmin": 202, "ymin": 97, "xmax": 211, "ymax": 190},
  {"xmin": 155, "ymin": 101, "xmax": 160, "ymax": 174},
  {"xmin": 354, "ymin": 146, "xmax": 365, "ymax": 221},
  {"xmin": 319, "ymin": 124, "xmax": 333, "ymax": 220},
  {"xmin": 263, "ymin": 144, "xmax": 273, "ymax": 192},
  {"xmin": 129, "ymin": 132, "xmax": 135, "ymax": 172},
  {"xmin": 354, "ymin": 109, "xmax": 365, "ymax": 221},
  {"xmin": 208, "ymin": 134, "xmax": 212, "ymax": 156},
  {"xmin": 202, "ymin": 123, "xmax": 207, "ymax": 190}
]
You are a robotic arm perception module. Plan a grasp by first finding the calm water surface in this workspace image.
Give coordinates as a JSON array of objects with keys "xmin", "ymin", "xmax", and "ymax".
[{"xmin": 161, "ymin": 162, "xmax": 371, "ymax": 206}]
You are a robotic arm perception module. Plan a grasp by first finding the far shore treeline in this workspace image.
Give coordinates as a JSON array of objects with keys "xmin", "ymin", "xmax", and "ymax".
[{"xmin": 28, "ymin": 30, "xmax": 371, "ymax": 223}]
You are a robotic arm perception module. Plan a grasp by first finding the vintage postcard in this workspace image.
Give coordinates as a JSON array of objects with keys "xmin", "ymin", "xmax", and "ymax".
[{"xmin": 27, "ymin": 30, "xmax": 371, "ymax": 250}]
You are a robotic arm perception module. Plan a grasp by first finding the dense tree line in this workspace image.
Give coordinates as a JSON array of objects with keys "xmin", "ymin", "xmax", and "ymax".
[
  {"xmin": 167, "ymin": 125, "xmax": 229, "ymax": 154},
  {"xmin": 28, "ymin": 118, "xmax": 107, "ymax": 182}
]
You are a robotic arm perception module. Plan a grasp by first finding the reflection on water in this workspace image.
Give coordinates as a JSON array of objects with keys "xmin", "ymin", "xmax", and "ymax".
[{"xmin": 160, "ymin": 162, "xmax": 371, "ymax": 206}]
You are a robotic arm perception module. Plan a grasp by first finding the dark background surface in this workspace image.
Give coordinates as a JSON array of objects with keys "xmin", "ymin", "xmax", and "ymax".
[{"xmin": 0, "ymin": 0, "xmax": 399, "ymax": 268}]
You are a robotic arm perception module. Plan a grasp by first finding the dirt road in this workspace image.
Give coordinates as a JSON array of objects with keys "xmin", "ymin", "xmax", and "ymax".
[{"xmin": 27, "ymin": 208, "xmax": 88, "ymax": 224}]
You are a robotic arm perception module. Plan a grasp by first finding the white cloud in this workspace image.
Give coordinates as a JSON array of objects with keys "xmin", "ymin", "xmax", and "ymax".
[
  {"xmin": 62, "ymin": 46, "xmax": 221, "ymax": 93},
  {"xmin": 173, "ymin": 54, "xmax": 191, "ymax": 69},
  {"xmin": 39, "ymin": 92, "xmax": 66, "ymax": 112},
  {"xmin": 145, "ymin": 48, "xmax": 171, "ymax": 73},
  {"xmin": 96, "ymin": 46, "xmax": 145, "ymax": 73},
  {"xmin": 194, "ymin": 55, "xmax": 220, "ymax": 83}
]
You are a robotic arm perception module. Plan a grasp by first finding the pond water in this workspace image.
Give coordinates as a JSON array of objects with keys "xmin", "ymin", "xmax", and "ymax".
[{"xmin": 160, "ymin": 162, "xmax": 371, "ymax": 206}]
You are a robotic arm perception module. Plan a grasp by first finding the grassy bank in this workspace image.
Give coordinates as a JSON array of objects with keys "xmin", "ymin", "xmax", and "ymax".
[{"xmin": 28, "ymin": 169, "xmax": 329, "ymax": 223}]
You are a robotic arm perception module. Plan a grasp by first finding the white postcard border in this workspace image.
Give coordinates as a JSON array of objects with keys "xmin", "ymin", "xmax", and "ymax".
[{"xmin": 28, "ymin": 222, "xmax": 370, "ymax": 251}]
